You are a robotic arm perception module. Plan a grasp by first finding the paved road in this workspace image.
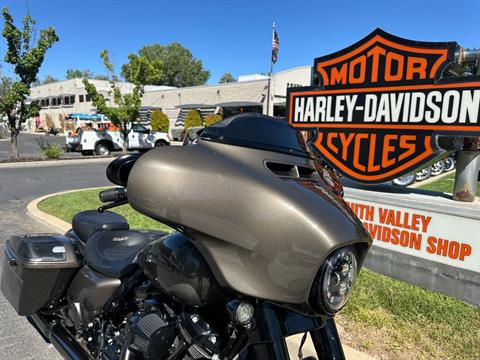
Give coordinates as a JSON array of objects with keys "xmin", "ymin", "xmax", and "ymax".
[
  {"xmin": 0, "ymin": 133, "xmax": 82, "ymax": 161},
  {"xmin": 0, "ymin": 161, "xmax": 110, "ymax": 359}
]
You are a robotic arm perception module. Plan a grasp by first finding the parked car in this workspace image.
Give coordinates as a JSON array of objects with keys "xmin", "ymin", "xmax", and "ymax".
[{"xmin": 65, "ymin": 124, "xmax": 170, "ymax": 156}]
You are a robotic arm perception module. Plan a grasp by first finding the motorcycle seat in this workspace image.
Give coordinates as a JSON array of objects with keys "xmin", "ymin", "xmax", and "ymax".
[
  {"xmin": 72, "ymin": 210, "xmax": 129, "ymax": 242},
  {"xmin": 85, "ymin": 229, "xmax": 166, "ymax": 278}
]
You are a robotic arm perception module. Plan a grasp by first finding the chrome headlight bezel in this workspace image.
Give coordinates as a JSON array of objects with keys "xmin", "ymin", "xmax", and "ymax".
[{"xmin": 311, "ymin": 246, "xmax": 358, "ymax": 315}]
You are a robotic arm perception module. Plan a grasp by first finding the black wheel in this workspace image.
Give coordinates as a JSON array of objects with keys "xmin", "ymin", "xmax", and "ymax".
[
  {"xmin": 95, "ymin": 143, "xmax": 111, "ymax": 156},
  {"xmin": 155, "ymin": 140, "xmax": 168, "ymax": 147},
  {"xmin": 430, "ymin": 161, "xmax": 445, "ymax": 176},
  {"xmin": 415, "ymin": 167, "xmax": 431, "ymax": 181},
  {"xmin": 393, "ymin": 174, "xmax": 415, "ymax": 187},
  {"xmin": 81, "ymin": 150, "xmax": 94, "ymax": 156}
]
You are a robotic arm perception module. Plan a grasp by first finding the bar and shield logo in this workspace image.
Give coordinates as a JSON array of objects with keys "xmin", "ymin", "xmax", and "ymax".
[{"xmin": 287, "ymin": 29, "xmax": 480, "ymax": 183}]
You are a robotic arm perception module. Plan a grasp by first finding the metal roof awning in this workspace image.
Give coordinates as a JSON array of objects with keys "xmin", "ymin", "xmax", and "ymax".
[
  {"xmin": 215, "ymin": 101, "xmax": 263, "ymax": 107},
  {"xmin": 175, "ymin": 103, "xmax": 212, "ymax": 109}
]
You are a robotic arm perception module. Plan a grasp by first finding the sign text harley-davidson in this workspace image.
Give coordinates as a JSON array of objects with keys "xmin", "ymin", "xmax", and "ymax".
[{"xmin": 287, "ymin": 29, "xmax": 480, "ymax": 183}]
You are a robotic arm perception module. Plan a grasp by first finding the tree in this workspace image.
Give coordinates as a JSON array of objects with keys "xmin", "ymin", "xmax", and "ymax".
[
  {"xmin": 204, "ymin": 114, "xmax": 223, "ymax": 127},
  {"xmin": 84, "ymin": 49, "xmax": 145, "ymax": 153},
  {"xmin": 121, "ymin": 43, "xmax": 210, "ymax": 87},
  {"xmin": 0, "ymin": 74, "xmax": 13, "ymax": 100},
  {"xmin": 41, "ymin": 75, "xmax": 59, "ymax": 84},
  {"xmin": 66, "ymin": 68, "xmax": 93, "ymax": 79},
  {"xmin": 183, "ymin": 109, "xmax": 203, "ymax": 131},
  {"xmin": 94, "ymin": 74, "xmax": 109, "ymax": 80},
  {"xmin": 0, "ymin": 7, "xmax": 58, "ymax": 160},
  {"xmin": 150, "ymin": 109, "xmax": 169, "ymax": 133},
  {"xmin": 219, "ymin": 72, "xmax": 236, "ymax": 83}
]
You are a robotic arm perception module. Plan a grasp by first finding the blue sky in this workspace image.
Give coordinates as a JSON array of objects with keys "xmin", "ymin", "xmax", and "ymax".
[{"xmin": 1, "ymin": 0, "xmax": 479, "ymax": 84}]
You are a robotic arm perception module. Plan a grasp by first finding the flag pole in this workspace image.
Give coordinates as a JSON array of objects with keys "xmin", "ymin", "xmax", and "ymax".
[{"xmin": 266, "ymin": 22, "xmax": 275, "ymax": 116}]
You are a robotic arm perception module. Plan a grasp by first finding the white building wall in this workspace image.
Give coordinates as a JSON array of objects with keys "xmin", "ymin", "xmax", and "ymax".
[
  {"xmin": 141, "ymin": 80, "xmax": 269, "ymax": 110},
  {"xmin": 30, "ymin": 79, "xmax": 139, "ymax": 130},
  {"xmin": 29, "ymin": 66, "xmax": 312, "ymax": 129}
]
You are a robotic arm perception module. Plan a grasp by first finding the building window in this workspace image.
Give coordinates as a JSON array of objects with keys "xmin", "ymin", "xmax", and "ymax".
[
  {"xmin": 64, "ymin": 96, "xmax": 70, "ymax": 105},
  {"xmin": 79, "ymin": 94, "xmax": 84, "ymax": 103},
  {"xmin": 41, "ymin": 99, "xmax": 45, "ymax": 107},
  {"xmin": 57, "ymin": 97, "xmax": 62, "ymax": 105},
  {"xmin": 52, "ymin": 98, "xmax": 56, "ymax": 106},
  {"xmin": 85, "ymin": 94, "xmax": 91, "ymax": 102},
  {"xmin": 45, "ymin": 98, "xmax": 50, "ymax": 106},
  {"xmin": 70, "ymin": 95, "xmax": 75, "ymax": 104}
]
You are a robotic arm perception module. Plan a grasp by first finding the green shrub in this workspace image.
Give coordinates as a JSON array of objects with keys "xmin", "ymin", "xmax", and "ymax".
[
  {"xmin": 183, "ymin": 109, "xmax": 203, "ymax": 131},
  {"xmin": 42, "ymin": 144, "xmax": 63, "ymax": 159},
  {"xmin": 204, "ymin": 114, "xmax": 223, "ymax": 127},
  {"xmin": 150, "ymin": 109, "xmax": 169, "ymax": 133},
  {"xmin": 37, "ymin": 137, "xmax": 64, "ymax": 159}
]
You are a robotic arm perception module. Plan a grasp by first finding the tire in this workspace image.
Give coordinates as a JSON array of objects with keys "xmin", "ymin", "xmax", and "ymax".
[
  {"xmin": 95, "ymin": 143, "xmax": 111, "ymax": 156},
  {"xmin": 81, "ymin": 150, "xmax": 94, "ymax": 156},
  {"xmin": 430, "ymin": 161, "xmax": 445, "ymax": 176},
  {"xmin": 443, "ymin": 156, "xmax": 456, "ymax": 172},
  {"xmin": 155, "ymin": 140, "xmax": 168, "ymax": 147},
  {"xmin": 415, "ymin": 167, "xmax": 431, "ymax": 182},
  {"xmin": 393, "ymin": 174, "xmax": 416, "ymax": 187}
]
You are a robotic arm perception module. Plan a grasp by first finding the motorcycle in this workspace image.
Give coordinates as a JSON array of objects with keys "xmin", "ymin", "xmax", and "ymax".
[
  {"xmin": 415, "ymin": 167, "xmax": 432, "ymax": 182},
  {"xmin": 1, "ymin": 114, "xmax": 372, "ymax": 360},
  {"xmin": 429, "ymin": 160, "xmax": 445, "ymax": 177}
]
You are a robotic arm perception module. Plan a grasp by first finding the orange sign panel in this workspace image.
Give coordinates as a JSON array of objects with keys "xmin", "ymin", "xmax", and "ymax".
[{"xmin": 287, "ymin": 29, "xmax": 480, "ymax": 183}]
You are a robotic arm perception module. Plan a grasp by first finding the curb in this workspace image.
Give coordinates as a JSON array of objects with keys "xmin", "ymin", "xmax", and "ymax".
[
  {"xmin": 0, "ymin": 157, "xmax": 112, "ymax": 169},
  {"xmin": 26, "ymin": 189, "xmax": 376, "ymax": 360},
  {"xmin": 26, "ymin": 187, "xmax": 106, "ymax": 233}
]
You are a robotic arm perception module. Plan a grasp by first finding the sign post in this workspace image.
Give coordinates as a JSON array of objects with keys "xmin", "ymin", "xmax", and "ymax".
[{"xmin": 453, "ymin": 137, "xmax": 479, "ymax": 202}]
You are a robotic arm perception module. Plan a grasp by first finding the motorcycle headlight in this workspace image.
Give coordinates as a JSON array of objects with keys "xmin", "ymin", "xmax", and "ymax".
[{"xmin": 319, "ymin": 246, "xmax": 358, "ymax": 314}]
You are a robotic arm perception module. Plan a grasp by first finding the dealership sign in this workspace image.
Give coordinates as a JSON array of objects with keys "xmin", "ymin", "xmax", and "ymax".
[
  {"xmin": 344, "ymin": 198, "xmax": 479, "ymax": 273},
  {"xmin": 287, "ymin": 29, "xmax": 480, "ymax": 183}
]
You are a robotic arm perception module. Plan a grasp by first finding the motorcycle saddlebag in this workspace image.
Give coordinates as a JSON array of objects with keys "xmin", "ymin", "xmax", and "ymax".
[{"xmin": 1, "ymin": 234, "xmax": 80, "ymax": 316}]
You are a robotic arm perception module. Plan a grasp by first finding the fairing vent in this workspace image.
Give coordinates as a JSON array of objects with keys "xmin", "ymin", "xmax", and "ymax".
[{"xmin": 265, "ymin": 162, "xmax": 317, "ymax": 180}]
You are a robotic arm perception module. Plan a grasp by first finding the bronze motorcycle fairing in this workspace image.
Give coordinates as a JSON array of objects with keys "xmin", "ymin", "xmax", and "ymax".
[{"xmin": 127, "ymin": 115, "xmax": 371, "ymax": 309}]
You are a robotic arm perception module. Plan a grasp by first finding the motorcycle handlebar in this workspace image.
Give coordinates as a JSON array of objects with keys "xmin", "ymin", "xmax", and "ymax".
[{"xmin": 99, "ymin": 188, "xmax": 127, "ymax": 203}]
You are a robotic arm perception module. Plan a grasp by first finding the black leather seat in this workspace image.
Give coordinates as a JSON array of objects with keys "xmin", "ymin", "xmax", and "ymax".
[
  {"xmin": 72, "ymin": 210, "xmax": 129, "ymax": 242},
  {"xmin": 85, "ymin": 230, "xmax": 166, "ymax": 278}
]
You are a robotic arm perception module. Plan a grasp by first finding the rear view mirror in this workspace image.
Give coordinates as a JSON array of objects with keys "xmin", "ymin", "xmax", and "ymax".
[{"xmin": 106, "ymin": 153, "xmax": 142, "ymax": 187}]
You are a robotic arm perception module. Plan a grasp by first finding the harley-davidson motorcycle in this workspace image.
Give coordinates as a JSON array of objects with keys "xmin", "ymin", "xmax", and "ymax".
[{"xmin": 1, "ymin": 114, "xmax": 372, "ymax": 359}]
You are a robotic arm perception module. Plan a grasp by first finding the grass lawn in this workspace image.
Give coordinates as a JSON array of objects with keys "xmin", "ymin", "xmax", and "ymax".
[
  {"xmin": 38, "ymin": 187, "xmax": 172, "ymax": 233},
  {"xmin": 418, "ymin": 172, "xmax": 480, "ymax": 196},
  {"xmin": 38, "ymin": 188, "xmax": 480, "ymax": 360}
]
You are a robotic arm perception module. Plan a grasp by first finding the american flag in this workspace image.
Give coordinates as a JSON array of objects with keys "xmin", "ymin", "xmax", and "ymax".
[{"xmin": 272, "ymin": 29, "xmax": 279, "ymax": 64}]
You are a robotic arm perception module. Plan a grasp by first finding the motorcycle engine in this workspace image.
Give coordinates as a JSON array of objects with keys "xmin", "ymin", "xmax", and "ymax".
[{"xmin": 102, "ymin": 301, "xmax": 220, "ymax": 360}]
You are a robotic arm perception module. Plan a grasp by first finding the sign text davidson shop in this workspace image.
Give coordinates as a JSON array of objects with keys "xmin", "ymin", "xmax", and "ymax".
[{"xmin": 287, "ymin": 29, "xmax": 480, "ymax": 183}]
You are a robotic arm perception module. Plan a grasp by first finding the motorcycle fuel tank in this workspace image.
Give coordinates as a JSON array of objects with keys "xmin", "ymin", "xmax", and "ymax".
[
  {"xmin": 137, "ymin": 232, "xmax": 224, "ymax": 307},
  {"xmin": 127, "ymin": 114, "xmax": 371, "ymax": 306}
]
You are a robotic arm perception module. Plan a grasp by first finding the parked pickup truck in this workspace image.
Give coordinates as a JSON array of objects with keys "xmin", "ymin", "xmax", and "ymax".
[{"xmin": 65, "ymin": 124, "xmax": 170, "ymax": 156}]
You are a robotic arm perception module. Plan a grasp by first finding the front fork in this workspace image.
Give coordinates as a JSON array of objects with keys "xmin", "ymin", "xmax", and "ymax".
[{"xmin": 242, "ymin": 303, "xmax": 345, "ymax": 360}]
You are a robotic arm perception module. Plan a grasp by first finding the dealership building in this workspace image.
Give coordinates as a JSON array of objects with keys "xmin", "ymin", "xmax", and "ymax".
[{"xmin": 28, "ymin": 66, "xmax": 312, "ymax": 136}]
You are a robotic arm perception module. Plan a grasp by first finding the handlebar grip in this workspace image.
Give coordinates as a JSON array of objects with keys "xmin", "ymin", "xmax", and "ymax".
[{"xmin": 99, "ymin": 188, "xmax": 127, "ymax": 203}]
